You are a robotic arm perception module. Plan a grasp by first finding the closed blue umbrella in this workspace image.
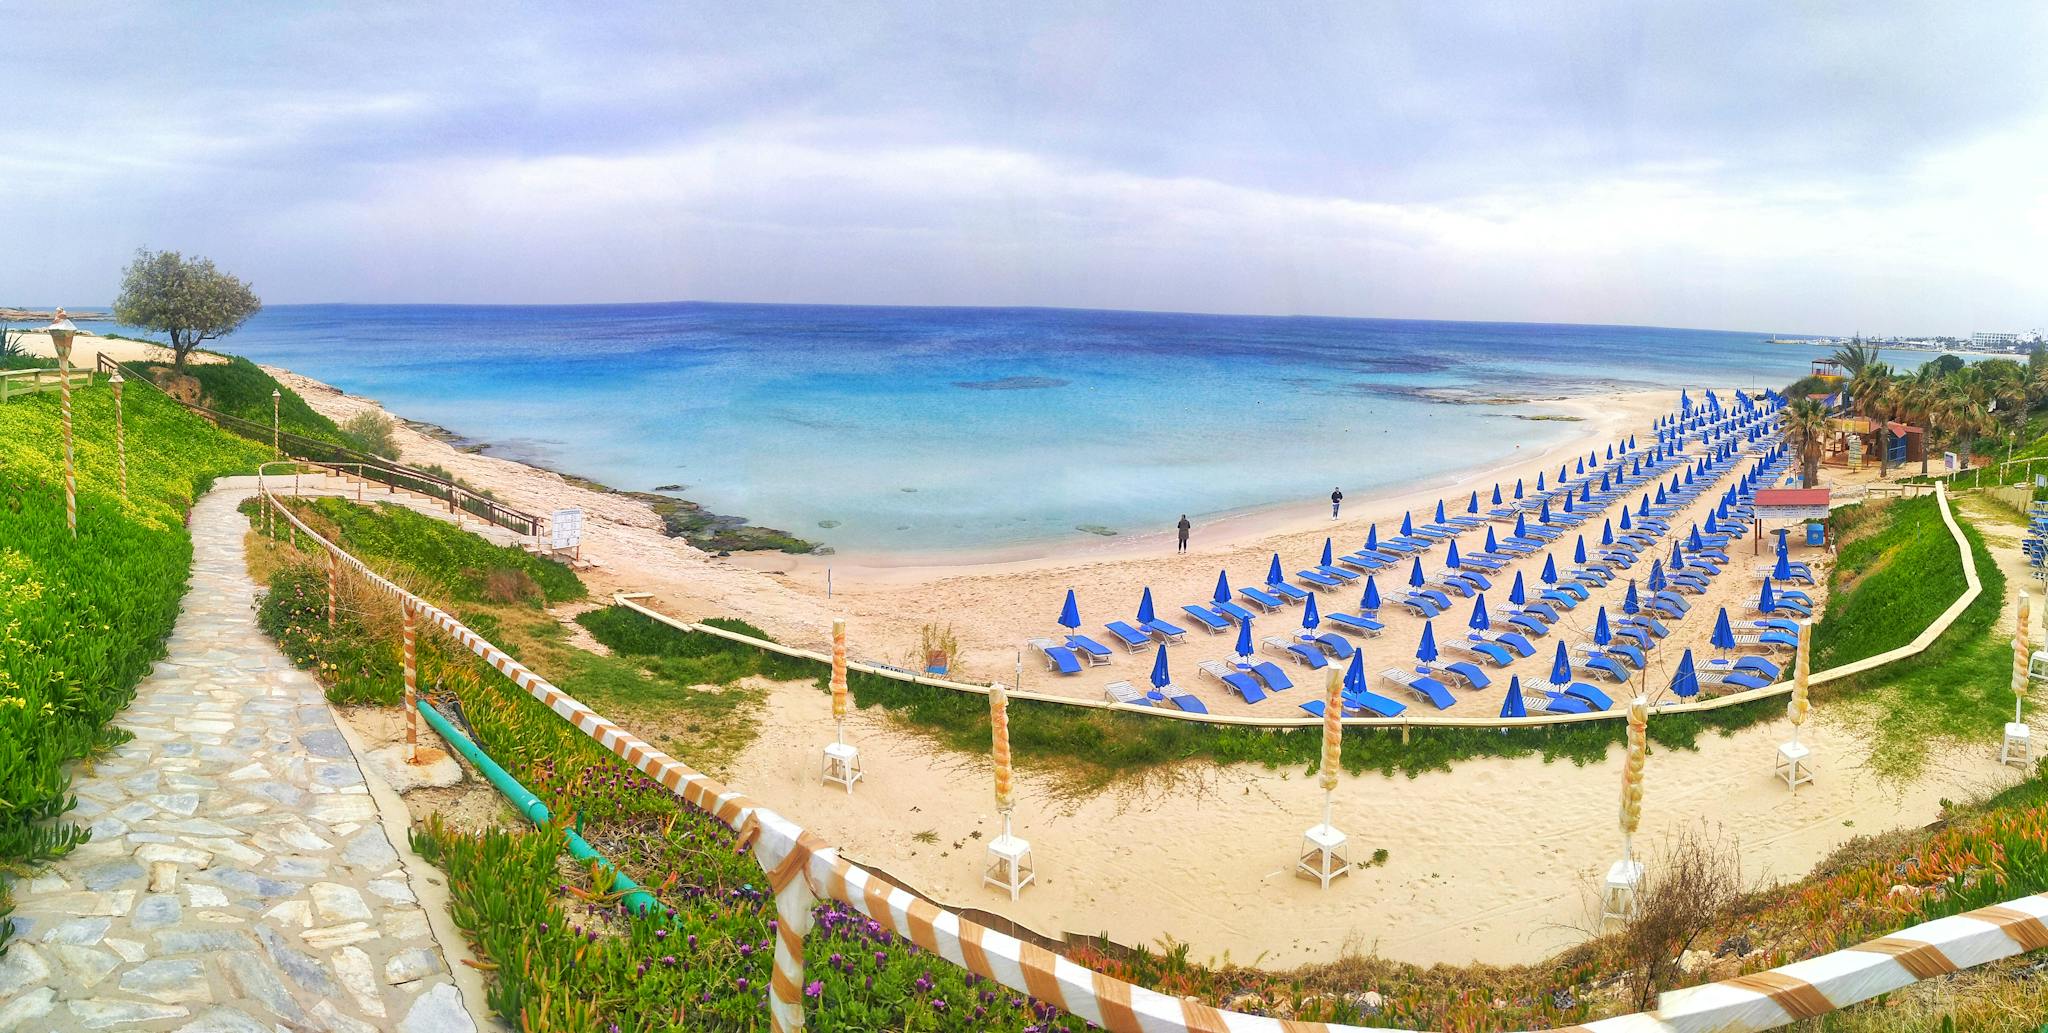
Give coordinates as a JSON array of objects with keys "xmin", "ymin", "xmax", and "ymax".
[
  {"xmin": 1362, "ymin": 576, "xmax": 1381, "ymax": 613},
  {"xmin": 1303, "ymin": 592, "xmax": 1322, "ymax": 631},
  {"xmin": 1760, "ymin": 578, "xmax": 1776, "ymax": 612},
  {"xmin": 1468, "ymin": 491, "xmax": 1481, "ymax": 515},
  {"xmin": 1600, "ymin": 471, "xmax": 1611, "ymax": 492},
  {"xmin": 1266, "ymin": 553, "xmax": 1284, "ymax": 585},
  {"xmin": 1515, "ymin": 512, "xmax": 1529, "ymax": 538},
  {"xmin": 1607, "ymin": 444, "xmax": 1615, "ymax": 460},
  {"xmin": 1655, "ymin": 483, "xmax": 1668, "ymax": 505},
  {"xmin": 1501, "ymin": 675, "xmax": 1528, "ymax": 718},
  {"xmin": 1058, "ymin": 589, "xmax": 1080, "ymax": 633},
  {"xmin": 1321, "ymin": 538, "xmax": 1334, "ymax": 567},
  {"xmin": 1602, "ymin": 520, "xmax": 1614, "ymax": 546},
  {"xmin": 1639, "ymin": 496, "xmax": 1652, "ymax": 516},
  {"xmin": 1469, "ymin": 593, "xmax": 1490, "ymax": 631},
  {"xmin": 1576, "ymin": 457, "xmax": 1585, "ymax": 475},
  {"xmin": 1581, "ymin": 482, "xmax": 1593, "ymax": 502},
  {"xmin": 1562, "ymin": 494, "xmax": 1575, "ymax": 515},
  {"xmin": 1491, "ymin": 484, "xmax": 1504, "ymax": 506},
  {"xmin": 1366, "ymin": 524, "xmax": 1380, "ymax": 551},
  {"xmin": 1409, "ymin": 556, "xmax": 1425, "ymax": 588},
  {"xmin": 1671, "ymin": 649, "xmax": 1701, "ymax": 699},
  {"xmin": 1485, "ymin": 526, "xmax": 1499, "ymax": 552},
  {"xmin": 1593, "ymin": 606, "xmax": 1612, "ymax": 646},
  {"xmin": 1344, "ymin": 650, "xmax": 1366, "ymax": 694},
  {"xmin": 1549, "ymin": 641, "xmax": 1573, "ymax": 688},
  {"xmin": 1510, "ymin": 571, "xmax": 1527, "ymax": 605},
  {"xmin": 1712, "ymin": 607, "xmax": 1736, "ymax": 656},
  {"xmin": 1417, "ymin": 621, "xmax": 1438, "ymax": 664},
  {"xmin": 1537, "ymin": 472, "xmax": 1546, "ymax": 491},
  {"xmin": 1623, "ymin": 579, "xmax": 1640, "ymax": 614},
  {"xmin": 1620, "ymin": 508, "xmax": 1633, "ymax": 531},
  {"xmin": 1774, "ymin": 533, "xmax": 1792, "ymax": 581},
  {"xmin": 1672, "ymin": 542, "xmax": 1687, "ymax": 570},
  {"xmin": 1149, "ymin": 644, "xmax": 1170, "ymax": 699},
  {"xmin": 1401, "ymin": 512, "xmax": 1415, "ymax": 536},
  {"xmin": 1648, "ymin": 560, "xmax": 1667, "ymax": 593},
  {"xmin": 1541, "ymin": 554, "xmax": 1559, "ymax": 584},
  {"xmin": 1138, "ymin": 587, "xmax": 1157, "ymax": 624},
  {"xmin": 1539, "ymin": 499, "xmax": 1552, "ymax": 523},
  {"xmin": 1514, "ymin": 478, "xmax": 1525, "ymax": 500},
  {"xmin": 1574, "ymin": 536, "xmax": 1588, "ymax": 564},
  {"xmin": 1234, "ymin": 615, "xmax": 1254, "ymax": 662},
  {"xmin": 1212, "ymin": 571, "xmax": 1232, "ymax": 605},
  {"xmin": 1435, "ymin": 500, "xmax": 1448, "ymax": 524},
  {"xmin": 1447, "ymin": 539, "xmax": 1462, "ymax": 569}
]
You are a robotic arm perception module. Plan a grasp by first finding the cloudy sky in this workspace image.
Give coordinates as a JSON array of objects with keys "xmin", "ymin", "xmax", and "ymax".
[{"xmin": 9, "ymin": 2, "xmax": 2045, "ymax": 333}]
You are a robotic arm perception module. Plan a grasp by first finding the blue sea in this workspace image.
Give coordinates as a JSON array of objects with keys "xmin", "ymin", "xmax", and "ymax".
[{"xmin": 187, "ymin": 303, "xmax": 1847, "ymax": 553}]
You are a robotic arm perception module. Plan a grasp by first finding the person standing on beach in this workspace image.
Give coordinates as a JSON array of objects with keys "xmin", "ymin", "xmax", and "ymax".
[
  {"xmin": 1330, "ymin": 488, "xmax": 1344, "ymax": 519},
  {"xmin": 1176, "ymin": 514, "xmax": 1192, "ymax": 552}
]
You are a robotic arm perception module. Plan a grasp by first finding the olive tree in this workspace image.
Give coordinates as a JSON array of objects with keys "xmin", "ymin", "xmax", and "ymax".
[{"xmin": 112, "ymin": 249, "xmax": 262, "ymax": 370}]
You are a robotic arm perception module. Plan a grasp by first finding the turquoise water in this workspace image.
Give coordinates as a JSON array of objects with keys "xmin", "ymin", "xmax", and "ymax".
[{"xmin": 200, "ymin": 303, "xmax": 1837, "ymax": 551}]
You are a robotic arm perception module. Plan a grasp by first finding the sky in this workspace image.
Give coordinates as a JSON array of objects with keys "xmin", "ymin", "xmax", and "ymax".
[{"xmin": 8, "ymin": 1, "xmax": 2046, "ymax": 335}]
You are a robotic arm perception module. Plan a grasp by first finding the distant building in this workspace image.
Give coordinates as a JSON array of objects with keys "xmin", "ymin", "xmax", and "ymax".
[{"xmin": 1972, "ymin": 331, "xmax": 2022, "ymax": 351}]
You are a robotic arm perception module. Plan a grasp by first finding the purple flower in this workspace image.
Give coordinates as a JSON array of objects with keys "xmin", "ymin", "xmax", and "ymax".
[
  {"xmin": 736, "ymin": 977, "xmax": 749, "ymax": 991},
  {"xmin": 805, "ymin": 980, "xmax": 823, "ymax": 999},
  {"xmin": 656, "ymin": 929, "xmax": 668, "ymax": 940}
]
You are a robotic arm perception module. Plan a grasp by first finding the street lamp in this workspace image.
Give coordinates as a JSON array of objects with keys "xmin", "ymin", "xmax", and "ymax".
[
  {"xmin": 109, "ymin": 370, "xmax": 128, "ymax": 499},
  {"xmin": 43, "ymin": 309, "xmax": 77, "ymax": 536},
  {"xmin": 271, "ymin": 387, "xmax": 281, "ymax": 455}
]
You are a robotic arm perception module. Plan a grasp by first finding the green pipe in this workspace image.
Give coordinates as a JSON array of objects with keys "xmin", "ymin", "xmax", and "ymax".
[{"xmin": 415, "ymin": 699, "xmax": 661, "ymax": 915}]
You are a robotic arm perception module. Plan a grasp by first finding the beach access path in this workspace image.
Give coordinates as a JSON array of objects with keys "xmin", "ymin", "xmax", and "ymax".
[{"xmin": 0, "ymin": 484, "xmax": 486, "ymax": 1033}]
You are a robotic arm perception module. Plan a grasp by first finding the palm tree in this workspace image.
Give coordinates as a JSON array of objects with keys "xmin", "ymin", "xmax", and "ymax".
[
  {"xmin": 1784, "ymin": 398, "xmax": 1831, "ymax": 488},
  {"xmin": 1848, "ymin": 364, "xmax": 1895, "ymax": 476},
  {"xmin": 1934, "ymin": 371, "xmax": 1996, "ymax": 472},
  {"xmin": 1830, "ymin": 339, "xmax": 1883, "ymax": 385}
]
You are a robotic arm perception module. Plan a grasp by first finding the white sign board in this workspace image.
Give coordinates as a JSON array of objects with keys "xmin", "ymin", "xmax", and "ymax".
[
  {"xmin": 550, "ymin": 508, "xmax": 584, "ymax": 551},
  {"xmin": 1943, "ymin": 451, "xmax": 1958, "ymax": 472}
]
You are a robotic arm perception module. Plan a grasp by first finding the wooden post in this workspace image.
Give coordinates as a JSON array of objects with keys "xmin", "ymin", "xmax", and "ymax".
[
  {"xmin": 402, "ymin": 599, "xmax": 419, "ymax": 763},
  {"xmin": 58, "ymin": 347, "xmax": 75, "ymax": 537},
  {"xmin": 326, "ymin": 549, "xmax": 338, "ymax": 628},
  {"xmin": 111, "ymin": 372, "xmax": 127, "ymax": 499}
]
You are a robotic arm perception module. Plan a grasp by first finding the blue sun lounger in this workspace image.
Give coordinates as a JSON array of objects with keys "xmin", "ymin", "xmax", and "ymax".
[
  {"xmin": 1030, "ymin": 639, "xmax": 1083, "ymax": 675},
  {"xmin": 1704, "ymin": 668, "xmax": 1771, "ymax": 690},
  {"xmin": 1400, "ymin": 593, "xmax": 1444, "ymax": 618},
  {"xmin": 1620, "ymin": 614, "xmax": 1668, "ymax": 638},
  {"xmin": 1338, "ymin": 552, "xmax": 1395, "ymax": 572},
  {"xmin": 1457, "ymin": 553, "xmax": 1508, "ymax": 572},
  {"xmin": 1612, "ymin": 626, "xmax": 1653, "ymax": 650},
  {"xmin": 1179, "ymin": 605, "xmax": 1231, "ymax": 634},
  {"xmin": 1550, "ymin": 581, "xmax": 1590, "ymax": 602},
  {"xmin": 1151, "ymin": 682, "xmax": 1209, "ymax": 713},
  {"xmin": 1310, "ymin": 633, "xmax": 1356, "ymax": 659},
  {"xmin": 1065, "ymin": 635, "xmax": 1114, "ymax": 665},
  {"xmin": 1267, "ymin": 581, "xmax": 1312, "ymax": 604},
  {"xmin": 1380, "ymin": 668, "xmax": 1455, "ymax": 710},
  {"xmin": 1538, "ymin": 589, "xmax": 1580, "ymax": 611},
  {"xmin": 1142, "ymin": 617, "xmax": 1188, "ymax": 643},
  {"xmin": 1754, "ymin": 618, "xmax": 1801, "ymax": 635},
  {"xmin": 1453, "ymin": 639, "xmax": 1515, "ymax": 666},
  {"xmin": 1563, "ymin": 681, "xmax": 1613, "ymax": 710},
  {"xmin": 1265, "ymin": 636, "xmax": 1329, "ymax": 669},
  {"xmin": 1761, "ymin": 597, "xmax": 1812, "ymax": 617},
  {"xmin": 1578, "ymin": 654, "xmax": 1631, "ymax": 682},
  {"xmin": 1345, "ymin": 688, "xmax": 1408, "ymax": 717},
  {"xmin": 1735, "ymin": 656, "xmax": 1782, "ymax": 679},
  {"xmin": 1296, "ymin": 569, "xmax": 1344, "ymax": 591},
  {"xmin": 1472, "ymin": 629, "xmax": 1536, "ymax": 657},
  {"xmin": 1326, "ymin": 612, "xmax": 1384, "ymax": 636},
  {"xmin": 1426, "ymin": 659, "xmax": 1491, "ymax": 689},
  {"xmin": 1246, "ymin": 661, "xmax": 1295, "ymax": 692},
  {"xmin": 1103, "ymin": 621, "xmax": 1154, "ymax": 651},
  {"xmin": 1198, "ymin": 660, "xmax": 1266, "ymax": 703},
  {"xmin": 1103, "ymin": 681, "xmax": 1153, "ymax": 707},
  {"xmin": 1646, "ymin": 596, "xmax": 1685, "ymax": 620},
  {"xmin": 1239, "ymin": 587, "xmax": 1285, "ymax": 612},
  {"xmin": 1518, "ymin": 601, "xmax": 1561, "ymax": 623},
  {"xmin": 1214, "ymin": 600, "xmax": 1259, "ymax": 625},
  {"xmin": 1538, "ymin": 691, "xmax": 1592, "ymax": 714},
  {"xmin": 1778, "ymin": 588, "xmax": 1816, "ymax": 608},
  {"xmin": 1315, "ymin": 564, "xmax": 1362, "ymax": 583}
]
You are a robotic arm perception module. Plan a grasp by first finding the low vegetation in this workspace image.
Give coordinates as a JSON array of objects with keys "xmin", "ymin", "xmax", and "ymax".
[
  {"xmin": 136, "ymin": 354, "xmax": 347, "ymax": 443},
  {"xmin": 0, "ymin": 375, "xmax": 266, "ymax": 949}
]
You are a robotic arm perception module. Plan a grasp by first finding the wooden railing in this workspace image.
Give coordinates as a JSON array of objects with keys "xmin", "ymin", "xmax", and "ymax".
[{"xmin": 0, "ymin": 365, "xmax": 91, "ymax": 402}]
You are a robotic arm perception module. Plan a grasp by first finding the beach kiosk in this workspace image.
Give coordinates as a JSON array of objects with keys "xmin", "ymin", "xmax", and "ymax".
[{"xmin": 1752, "ymin": 488, "xmax": 1832, "ymax": 556}]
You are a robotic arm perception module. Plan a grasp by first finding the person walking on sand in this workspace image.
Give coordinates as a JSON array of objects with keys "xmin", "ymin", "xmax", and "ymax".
[
  {"xmin": 1330, "ymin": 488, "xmax": 1344, "ymax": 519},
  {"xmin": 1176, "ymin": 514, "xmax": 1192, "ymax": 553}
]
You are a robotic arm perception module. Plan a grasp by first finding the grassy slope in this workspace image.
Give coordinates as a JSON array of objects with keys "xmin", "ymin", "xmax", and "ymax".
[
  {"xmin": 139, "ymin": 354, "xmax": 346, "ymax": 443},
  {"xmin": 0, "ymin": 376, "xmax": 267, "ymax": 948}
]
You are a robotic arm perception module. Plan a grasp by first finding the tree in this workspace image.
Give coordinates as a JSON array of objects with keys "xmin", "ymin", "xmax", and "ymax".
[
  {"xmin": 1784, "ymin": 398, "xmax": 1831, "ymax": 488},
  {"xmin": 1850, "ymin": 365, "xmax": 1896, "ymax": 477},
  {"xmin": 1830, "ymin": 339, "xmax": 1883, "ymax": 383},
  {"xmin": 111, "ymin": 249, "xmax": 261, "ymax": 371}
]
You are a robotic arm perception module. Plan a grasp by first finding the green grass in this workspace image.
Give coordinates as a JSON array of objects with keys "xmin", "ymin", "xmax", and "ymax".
[
  {"xmin": 137, "ymin": 355, "xmax": 346, "ymax": 443},
  {"xmin": 0, "ymin": 375, "xmax": 268, "ymax": 949},
  {"xmin": 1813, "ymin": 496, "xmax": 2007, "ymax": 777},
  {"xmin": 276, "ymin": 495, "xmax": 585, "ymax": 605}
]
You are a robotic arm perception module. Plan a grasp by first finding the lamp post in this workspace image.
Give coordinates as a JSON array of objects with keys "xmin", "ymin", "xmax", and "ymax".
[
  {"xmin": 271, "ymin": 388, "xmax": 281, "ymax": 455},
  {"xmin": 44, "ymin": 309, "xmax": 77, "ymax": 536},
  {"xmin": 109, "ymin": 370, "xmax": 127, "ymax": 499}
]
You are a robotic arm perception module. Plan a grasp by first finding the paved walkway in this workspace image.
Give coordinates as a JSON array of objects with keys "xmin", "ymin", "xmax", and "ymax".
[{"xmin": 0, "ymin": 487, "xmax": 480, "ymax": 1033}]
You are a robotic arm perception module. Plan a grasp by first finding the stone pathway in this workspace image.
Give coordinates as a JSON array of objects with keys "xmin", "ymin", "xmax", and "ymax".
[{"xmin": 0, "ymin": 486, "xmax": 480, "ymax": 1033}]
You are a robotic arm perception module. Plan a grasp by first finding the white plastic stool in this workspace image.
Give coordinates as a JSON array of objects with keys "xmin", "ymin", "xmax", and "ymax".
[
  {"xmin": 821, "ymin": 741, "xmax": 862, "ymax": 793},
  {"xmin": 2003, "ymin": 723, "xmax": 2033, "ymax": 767},
  {"xmin": 1775, "ymin": 741, "xmax": 1813, "ymax": 790},
  {"xmin": 1601, "ymin": 859, "xmax": 1644, "ymax": 923},
  {"xmin": 984, "ymin": 834, "xmax": 1034, "ymax": 900},
  {"xmin": 1297, "ymin": 823, "xmax": 1352, "ymax": 889}
]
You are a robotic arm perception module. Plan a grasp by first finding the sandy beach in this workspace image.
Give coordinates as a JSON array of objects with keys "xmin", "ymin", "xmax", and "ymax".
[
  {"xmin": 264, "ymin": 363, "xmax": 1997, "ymax": 970},
  {"xmin": 11, "ymin": 327, "xmax": 225, "ymax": 367}
]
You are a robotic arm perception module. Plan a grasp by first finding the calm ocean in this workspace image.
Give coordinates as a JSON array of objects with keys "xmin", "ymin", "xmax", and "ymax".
[{"xmin": 198, "ymin": 303, "xmax": 1837, "ymax": 552}]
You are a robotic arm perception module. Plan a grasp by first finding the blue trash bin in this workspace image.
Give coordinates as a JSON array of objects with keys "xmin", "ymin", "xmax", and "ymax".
[{"xmin": 1805, "ymin": 522, "xmax": 1826, "ymax": 548}]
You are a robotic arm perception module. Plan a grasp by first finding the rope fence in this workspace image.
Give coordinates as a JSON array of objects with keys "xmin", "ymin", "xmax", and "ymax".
[{"xmin": 252, "ymin": 466, "xmax": 2044, "ymax": 1032}]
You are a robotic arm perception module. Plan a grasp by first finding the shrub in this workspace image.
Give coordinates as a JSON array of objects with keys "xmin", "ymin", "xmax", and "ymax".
[{"xmin": 341, "ymin": 410, "xmax": 402, "ymax": 460}]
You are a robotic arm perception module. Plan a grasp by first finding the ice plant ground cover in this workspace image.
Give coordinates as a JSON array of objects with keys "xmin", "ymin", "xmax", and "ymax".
[{"xmin": 0, "ymin": 377, "xmax": 266, "ymax": 949}]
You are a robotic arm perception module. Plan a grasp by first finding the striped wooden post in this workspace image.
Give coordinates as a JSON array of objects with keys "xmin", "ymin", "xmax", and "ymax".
[
  {"xmin": 110, "ymin": 372, "xmax": 128, "ymax": 499},
  {"xmin": 402, "ymin": 598, "xmax": 418, "ymax": 763},
  {"xmin": 57, "ymin": 347, "xmax": 75, "ymax": 537},
  {"xmin": 326, "ymin": 548, "xmax": 338, "ymax": 628}
]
